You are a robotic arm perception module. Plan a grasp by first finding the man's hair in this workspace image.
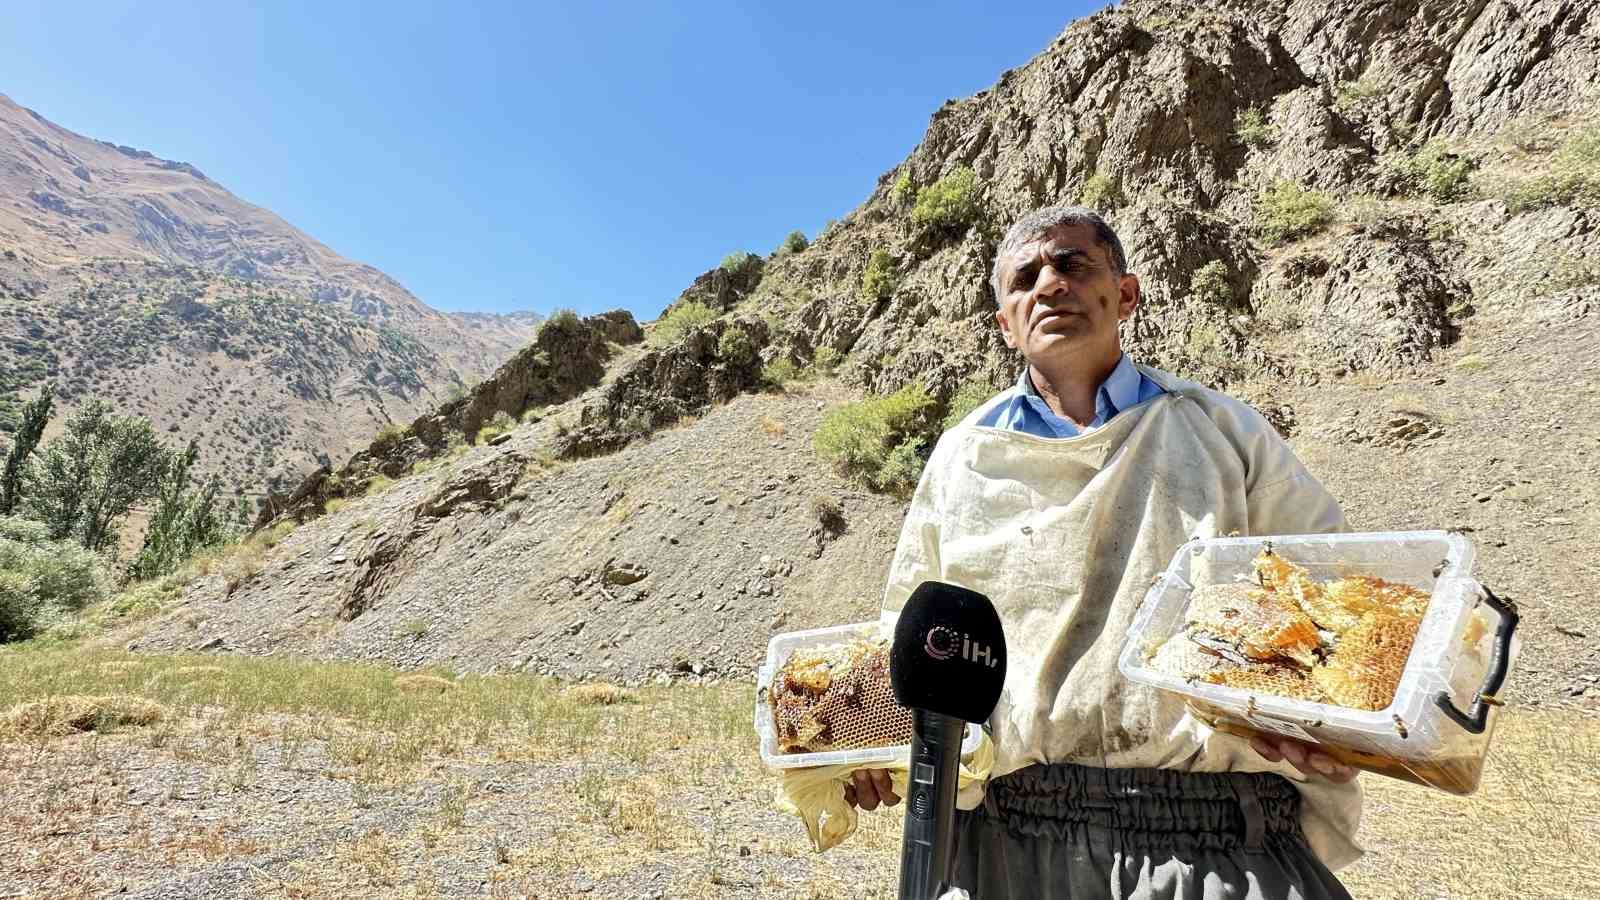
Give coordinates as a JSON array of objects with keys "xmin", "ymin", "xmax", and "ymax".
[{"xmin": 990, "ymin": 205, "xmax": 1128, "ymax": 299}]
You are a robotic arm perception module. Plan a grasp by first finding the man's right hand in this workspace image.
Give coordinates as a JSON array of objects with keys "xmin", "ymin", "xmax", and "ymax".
[{"xmin": 844, "ymin": 768, "xmax": 901, "ymax": 810}]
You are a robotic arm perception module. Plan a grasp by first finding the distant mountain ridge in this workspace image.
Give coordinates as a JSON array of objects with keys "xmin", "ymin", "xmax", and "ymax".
[{"xmin": 0, "ymin": 92, "xmax": 540, "ymax": 494}]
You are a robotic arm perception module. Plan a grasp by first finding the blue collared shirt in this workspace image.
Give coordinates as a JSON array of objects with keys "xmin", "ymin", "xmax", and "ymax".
[{"xmin": 973, "ymin": 354, "xmax": 1166, "ymax": 438}]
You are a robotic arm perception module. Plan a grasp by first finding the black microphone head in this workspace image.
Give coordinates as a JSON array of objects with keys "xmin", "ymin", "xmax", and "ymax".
[{"xmin": 890, "ymin": 580, "xmax": 1007, "ymax": 723}]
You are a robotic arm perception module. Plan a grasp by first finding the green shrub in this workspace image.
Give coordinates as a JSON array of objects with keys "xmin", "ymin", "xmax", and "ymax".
[
  {"xmin": 911, "ymin": 167, "xmax": 979, "ymax": 231},
  {"xmin": 720, "ymin": 251, "xmax": 760, "ymax": 275},
  {"xmin": 1387, "ymin": 141, "xmax": 1475, "ymax": 202},
  {"xmin": 372, "ymin": 423, "xmax": 407, "ymax": 456},
  {"xmin": 545, "ymin": 308, "xmax": 581, "ymax": 330},
  {"xmin": 1187, "ymin": 323, "xmax": 1229, "ymax": 362},
  {"xmin": 477, "ymin": 410, "xmax": 517, "ymax": 444},
  {"xmin": 942, "ymin": 381, "xmax": 994, "ymax": 430},
  {"xmin": 777, "ymin": 230, "xmax": 809, "ymax": 255},
  {"xmin": 1333, "ymin": 78, "xmax": 1385, "ymax": 116},
  {"xmin": 0, "ymin": 569, "xmax": 40, "ymax": 642},
  {"xmin": 716, "ymin": 327, "xmax": 757, "ymax": 368},
  {"xmin": 649, "ymin": 301, "xmax": 718, "ymax": 347},
  {"xmin": 1256, "ymin": 181, "xmax": 1334, "ymax": 245},
  {"xmin": 1236, "ymin": 107, "xmax": 1277, "ymax": 149},
  {"xmin": 891, "ymin": 170, "xmax": 914, "ymax": 205},
  {"xmin": 814, "ymin": 384, "xmax": 934, "ymax": 495},
  {"xmin": 762, "ymin": 358, "xmax": 799, "ymax": 386},
  {"xmin": 0, "ymin": 515, "xmax": 112, "ymax": 641},
  {"xmin": 811, "ymin": 346, "xmax": 843, "ymax": 375},
  {"xmin": 1500, "ymin": 127, "xmax": 1600, "ymax": 213},
  {"xmin": 1079, "ymin": 173, "xmax": 1122, "ymax": 211},
  {"xmin": 861, "ymin": 250, "xmax": 897, "ymax": 303},
  {"xmin": 876, "ymin": 438, "xmax": 927, "ymax": 496},
  {"xmin": 1189, "ymin": 261, "xmax": 1233, "ymax": 306}
]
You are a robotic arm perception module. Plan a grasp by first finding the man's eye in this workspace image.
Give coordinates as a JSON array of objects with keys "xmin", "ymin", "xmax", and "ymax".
[{"xmin": 1012, "ymin": 270, "xmax": 1036, "ymax": 290}]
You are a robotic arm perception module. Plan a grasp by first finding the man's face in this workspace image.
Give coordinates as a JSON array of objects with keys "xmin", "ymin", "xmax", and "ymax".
[{"xmin": 994, "ymin": 223, "xmax": 1139, "ymax": 366}]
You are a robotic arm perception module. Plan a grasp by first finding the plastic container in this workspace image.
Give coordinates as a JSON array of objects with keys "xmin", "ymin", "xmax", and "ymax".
[
  {"xmin": 755, "ymin": 620, "xmax": 983, "ymax": 769},
  {"xmin": 1118, "ymin": 531, "xmax": 1519, "ymax": 795}
]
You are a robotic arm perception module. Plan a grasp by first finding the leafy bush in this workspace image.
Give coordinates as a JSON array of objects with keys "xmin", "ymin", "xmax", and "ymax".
[
  {"xmin": 648, "ymin": 301, "xmax": 718, "ymax": 348},
  {"xmin": 891, "ymin": 170, "xmax": 914, "ymax": 205},
  {"xmin": 0, "ymin": 515, "xmax": 112, "ymax": 641},
  {"xmin": 1387, "ymin": 142, "xmax": 1475, "ymax": 202},
  {"xmin": 942, "ymin": 381, "xmax": 995, "ymax": 431},
  {"xmin": 1500, "ymin": 126, "xmax": 1600, "ymax": 213},
  {"xmin": 716, "ymin": 327, "xmax": 757, "ymax": 368},
  {"xmin": 811, "ymin": 346, "xmax": 843, "ymax": 375},
  {"xmin": 1189, "ymin": 261, "xmax": 1233, "ymax": 306},
  {"xmin": 1079, "ymin": 173, "xmax": 1122, "ymax": 211},
  {"xmin": 1236, "ymin": 107, "xmax": 1277, "ymax": 149},
  {"xmin": 777, "ymin": 230, "xmax": 809, "ymax": 255},
  {"xmin": 371, "ymin": 423, "xmax": 407, "ymax": 456},
  {"xmin": 546, "ymin": 308, "xmax": 581, "ymax": 330},
  {"xmin": 860, "ymin": 250, "xmax": 897, "ymax": 303},
  {"xmin": 911, "ymin": 167, "xmax": 979, "ymax": 231},
  {"xmin": 1333, "ymin": 78, "xmax": 1385, "ymax": 116},
  {"xmin": 1256, "ymin": 182, "xmax": 1334, "ymax": 245},
  {"xmin": 720, "ymin": 251, "xmax": 760, "ymax": 275},
  {"xmin": 762, "ymin": 358, "xmax": 799, "ymax": 386},
  {"xmin": 814, "ymin": 384, "xmax": 934, "ymax": 495}
]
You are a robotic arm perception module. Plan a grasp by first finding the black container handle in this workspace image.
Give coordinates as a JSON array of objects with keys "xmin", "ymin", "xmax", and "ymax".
[{"xmin": 1434, "ymin": 585, "xmax": 1518, "ymax": 735}]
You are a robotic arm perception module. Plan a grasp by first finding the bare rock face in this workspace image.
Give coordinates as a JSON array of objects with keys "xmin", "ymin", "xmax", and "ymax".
[
  {"xmin": 664, "ymin": 258, "xmax": 766, "ymax": 314},
  {"xmin": 556, "ymin": 317, "xmax": 771, "ymax": 459},
  {"xmin": 1258, "ymin": 233, "xmax": 1465, "ymax": 372}
]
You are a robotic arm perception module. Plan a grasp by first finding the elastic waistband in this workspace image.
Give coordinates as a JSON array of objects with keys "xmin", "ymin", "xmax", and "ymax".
[{"xmin": 981, "ymin": 764, "xmax": 1303, "ymax": 853}]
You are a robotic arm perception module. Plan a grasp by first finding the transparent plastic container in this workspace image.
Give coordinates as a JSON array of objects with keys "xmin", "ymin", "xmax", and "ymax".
[
  {"xmin": 1119, "ymin": 531, "xmax": 1520, "ymax": 795},
  {"xmin": 755, "ymin": 621, "xmax": 982, "ymax": 770}
]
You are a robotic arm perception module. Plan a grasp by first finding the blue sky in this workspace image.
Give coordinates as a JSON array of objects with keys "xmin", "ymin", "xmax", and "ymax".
[{"xmin": 2, "ymin": 1, "xmax": 1098, "ymax": 319}]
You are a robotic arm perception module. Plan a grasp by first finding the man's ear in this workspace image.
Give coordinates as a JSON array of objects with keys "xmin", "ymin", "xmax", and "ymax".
[
  {"xmin": 1117, "ymin": 272, "xmax": 1141, "ymax": 321},
  {"xmin": 994, "ymin": 308, "xmax": 1017, "ymax": 349}
]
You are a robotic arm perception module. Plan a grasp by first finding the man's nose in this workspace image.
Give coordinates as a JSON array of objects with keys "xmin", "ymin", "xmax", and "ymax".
[{"xmin": 1033, "ymin": 261, "xmax": 1069, "ymax": 300}]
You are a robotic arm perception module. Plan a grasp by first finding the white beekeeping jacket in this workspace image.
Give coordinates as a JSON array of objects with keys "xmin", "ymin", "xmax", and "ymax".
[{"xmin": 880, "ymin": 364, "xmax": 1364, "ymax": 870}]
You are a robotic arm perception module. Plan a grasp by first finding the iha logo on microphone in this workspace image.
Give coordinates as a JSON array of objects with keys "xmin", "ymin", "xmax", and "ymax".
[{"xmin": 922, "ymin": 625, "xmax": 999, "ymax": 668}]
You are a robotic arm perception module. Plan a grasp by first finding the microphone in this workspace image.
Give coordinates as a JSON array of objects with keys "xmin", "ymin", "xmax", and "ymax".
[{"xmin": 890, "ymin": 581, "xmax": 1007, "ymax": 900}]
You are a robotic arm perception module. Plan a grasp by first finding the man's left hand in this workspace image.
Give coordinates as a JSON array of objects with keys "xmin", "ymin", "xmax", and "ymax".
[{"xmin": 1249, "ymin": 735, "xmax": 1358, "ymax": 783}]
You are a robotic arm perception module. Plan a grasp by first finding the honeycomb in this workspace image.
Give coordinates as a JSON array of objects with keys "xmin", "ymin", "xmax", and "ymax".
[
  {"xmin": 1151, "ymin": 548, "xmax": 1432, "ymax": 712},
  {"xmin": 1312, "ymin": 608, "xmax": 1422, "ymax": 710},
  {"xmin": 1184, "ymin": 582, "xmax": 1322, "ymax": 666},
  {"xmin": 769, "ymin": 638, "xmax": 913, "ymax": 754},
  {"xmin": 1207, "ymin": 665, "xmax": 1328, "ymax": 703}
]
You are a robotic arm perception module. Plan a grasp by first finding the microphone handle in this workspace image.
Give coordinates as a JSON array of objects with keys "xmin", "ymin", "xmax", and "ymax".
[{"xmin": 898, "ymin": 708, "xmax": 964, "ymax": 900}]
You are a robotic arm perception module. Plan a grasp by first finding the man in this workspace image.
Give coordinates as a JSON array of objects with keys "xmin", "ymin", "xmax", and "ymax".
[{"xmin": 847, "ymin": 206, "xmax": 1361, "ymax": 899}]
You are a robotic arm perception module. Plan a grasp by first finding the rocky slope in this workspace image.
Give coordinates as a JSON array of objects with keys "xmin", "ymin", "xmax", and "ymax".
[
  {"xmin": 0, "ymin": 93, "xmax": 539, "ymax": 492},
  {"xmin": 133, "ymin": 0, "xmax": 1598, "ymax": 706}
]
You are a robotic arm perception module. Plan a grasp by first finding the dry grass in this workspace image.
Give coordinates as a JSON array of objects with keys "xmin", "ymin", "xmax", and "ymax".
[
  {"xmin": 564, "ymin": 681, "xmax": 637, "ymax": 706},
  {"xmin": 2, "ymin": 693, "xmax": 167, "ymax": 736},
  {"xmin": 758, "ymin": 415, "xmax": 787, "ymax": 438},
  {"xmin": 392, "ymin": 674, "xmax": 456, "ymax": 693},
  {"xmin": 0, "ymin": 646, "xmax": 1592, "ymax": 898}
]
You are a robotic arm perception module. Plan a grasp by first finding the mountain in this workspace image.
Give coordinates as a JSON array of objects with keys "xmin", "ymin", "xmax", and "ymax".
[
  {"xmin": 0, "ymin": 92, "xmax": 539, "ymax": 493},
  {"xmin": 132, "ymin": 0, "xmax": 1597, "ymax": 710}
]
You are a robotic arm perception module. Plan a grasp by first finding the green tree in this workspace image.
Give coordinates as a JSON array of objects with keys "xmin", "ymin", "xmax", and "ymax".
[
  {"xmin": 26, "ymin": 400, "xmax": 165, "ymax": 552},
  {"xmin": 128, "ymin": 440, "xmax": 233, "ymax": 580},
  {"xmin": 0, "ymin": 385, "xmax": 53, "ymax": 516}
]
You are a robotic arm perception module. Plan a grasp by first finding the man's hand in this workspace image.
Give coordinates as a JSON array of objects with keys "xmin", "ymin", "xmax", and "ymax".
[
  {"xmin": 1249, "ymin": 735, "xmax": 1358, "ymax": 783},
  {"xmin": 843, "ymin": 769, "xmax": 901, "ymax": 810}
]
